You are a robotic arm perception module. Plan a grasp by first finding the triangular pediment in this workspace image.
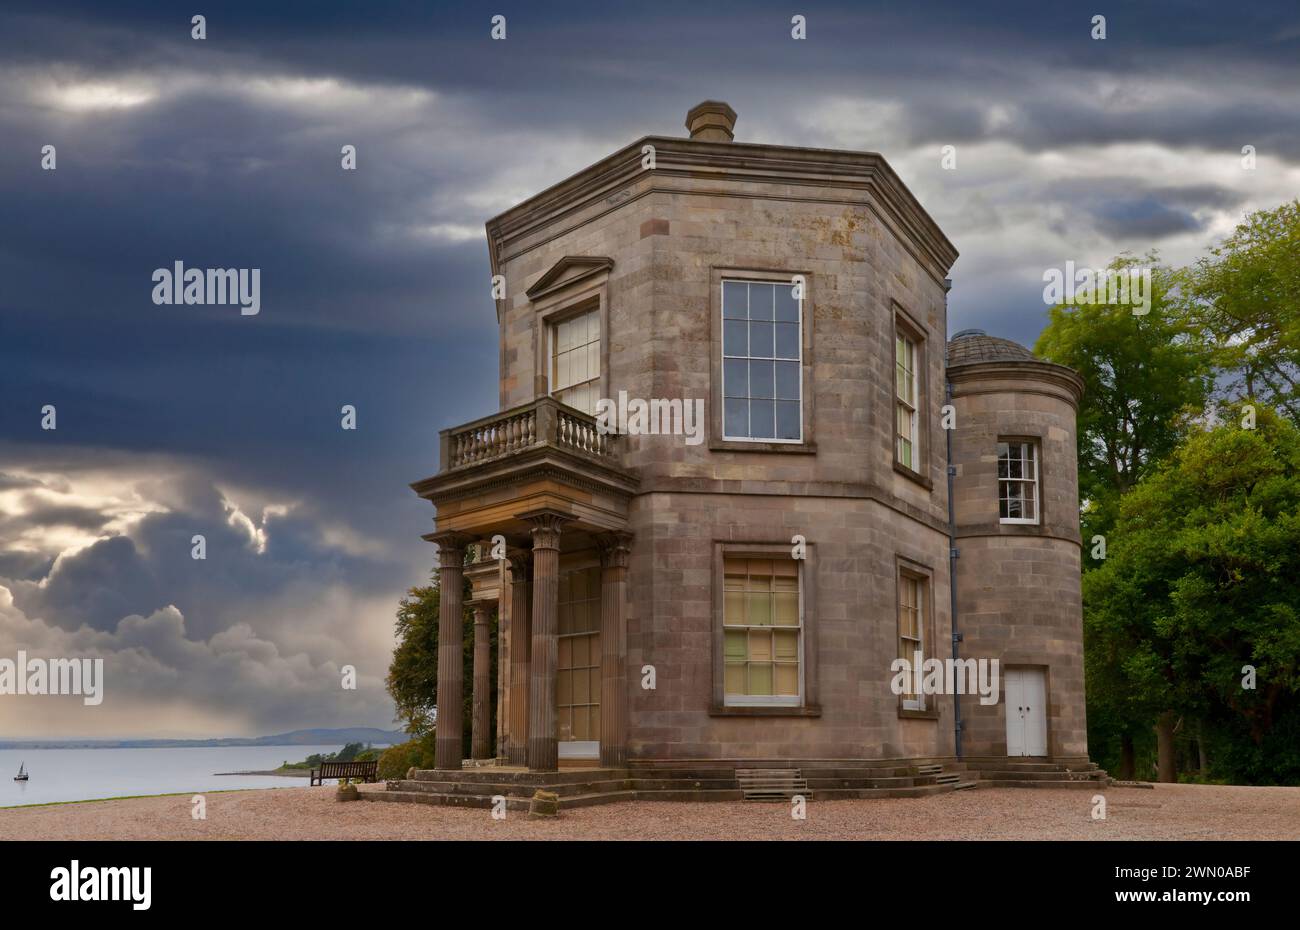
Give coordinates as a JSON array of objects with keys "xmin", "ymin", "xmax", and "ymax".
[{"xmin": 525, "ymin": 256, "xmax": 614, "ymax": 300}]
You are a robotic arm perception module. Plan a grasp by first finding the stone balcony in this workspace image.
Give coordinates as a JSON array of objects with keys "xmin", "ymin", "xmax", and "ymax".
[
  {"xmin": 411, "ymin": 396, "xmax": 638, "ymax": 773},
  {"xmin": 411, "ymin": 396, "xmax": 638, "ymax": 543}
]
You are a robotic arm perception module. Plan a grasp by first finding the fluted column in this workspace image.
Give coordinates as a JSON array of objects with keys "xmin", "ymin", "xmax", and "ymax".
[
  {"xmin": 496, "ymin": 558, "xmax": 509, "ymax": 761},
  {"xmin": 596, "ymin": 532, "xmax": 633, "ymax": 769},
  {"xmin": 431, "ymin": 532, "xmax": 471, "ymax": 770},
  {"xmin": 505, "ymin": 549, "xmax": 532, "ymax": 767},
  {"xmin": 469, "ymin": 600, "xmax": 493, "ymax": 760},
  {"xmin": 522, "ymin": 510, "xmax": 572, "ymax": 772}
]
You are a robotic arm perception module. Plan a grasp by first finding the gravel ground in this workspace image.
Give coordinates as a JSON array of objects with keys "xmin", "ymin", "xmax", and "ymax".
[{"xmin": 2, "ymin": 783, "xmax": 1298, "ymax": 840}]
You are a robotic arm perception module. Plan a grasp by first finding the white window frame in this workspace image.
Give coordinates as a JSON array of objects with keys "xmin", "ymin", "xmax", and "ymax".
[
  {"xmin": 896, "ymin": 332, "xmax": 919, "ymax": 470},
  {"xmin": 547, "ymin": 304, "xmax": 601, "ymax": 415},
  {"xmin": 722, "ymin": 558, "xmax": 804, "ymax": 707},
  {"xmin": 998, "ymin": 440, "xmax": 1040, "ymax": 525},
  {"xmin": 721, "ymin": 278, "xmax": 804, "ymax": 444},
  {"xmin": 898, "ymin": 572, "xmax": 925, "ymax": 711}
]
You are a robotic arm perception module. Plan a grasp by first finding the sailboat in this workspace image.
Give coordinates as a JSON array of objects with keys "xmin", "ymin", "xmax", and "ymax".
[{"xmin": 14, "ymin": 762, "xmax": 28, "ymax": 782}]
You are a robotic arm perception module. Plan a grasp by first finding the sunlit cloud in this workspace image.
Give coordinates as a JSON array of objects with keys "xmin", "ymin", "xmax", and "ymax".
[{"xmin": 37, "ymin": 78, "xmax": 158, "ymax": 112}]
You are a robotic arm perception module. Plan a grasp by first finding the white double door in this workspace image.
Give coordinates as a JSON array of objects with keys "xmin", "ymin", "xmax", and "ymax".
[{"xmin": 1005, "ymin": 668, "xmax": 1048, "ymax": 757}]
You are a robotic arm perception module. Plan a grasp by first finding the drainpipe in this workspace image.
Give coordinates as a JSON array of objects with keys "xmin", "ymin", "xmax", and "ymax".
[{"xmin": 943, "ymin": 277, "xmax": 963, "ymax": 761}]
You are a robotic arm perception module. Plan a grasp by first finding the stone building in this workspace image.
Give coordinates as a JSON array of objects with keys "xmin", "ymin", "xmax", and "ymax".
[{"xmin": 395, "ymin": 102, "xmax": 1102, "ymax": 807}]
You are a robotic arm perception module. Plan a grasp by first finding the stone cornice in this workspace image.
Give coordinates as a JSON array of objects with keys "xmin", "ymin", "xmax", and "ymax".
[
  {"xmin": 635, "ymin": 478, "xmax": 953, "ymax": 537},
  {"xmin": 947, "ymin": 360, "xmax": 1086, "ymax": 409},
  {"xmin": 955, "ymin": 524, "xmax": 1082, "ymax": 547},
  {"xmin": 411, "ymin": 444, "xmax": 638, "ymax": 505},
  {"xmin": 486, "ymin": 136, "xmax": 959, "ymax": 287}
]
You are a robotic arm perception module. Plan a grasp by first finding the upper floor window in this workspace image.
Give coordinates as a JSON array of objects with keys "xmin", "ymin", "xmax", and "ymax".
[
  {"xmin": 897, "ymin": 571, "xmax": 925, "ymax": 711},
  {"xmin": 722, "ymin": 280, "xmax": 802, "ymax": 442},
  {"xmin": 895, "ymin": 332, "xmax": 919, "ymax": 470},
  {"xmin": 998, "ymin": 440, "xmax": 1039, "ymax": 524},
  {"xmin": 723, "ymin": 557, "xmax": 802, "ymax": 705},
  {"xmin": 550, "ymin": 306, "xmax": 600, "ymax": 415}
]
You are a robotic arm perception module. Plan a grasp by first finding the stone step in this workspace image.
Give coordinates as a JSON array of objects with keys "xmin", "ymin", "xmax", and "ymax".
[
  {"xmin": 363, "ymin": 789, "xmax": 635, "ymax": 810},
  {"xmin": 803, "ymin": 775, "xmax": 929, "ymax": 789},
  {"xmin": 963, "ymin": 760, "xmax": 1098, "ymax": 773},
  {"xmin": 630, "ymin": 778, "xmax": 740, "ymax": 791},
  {"xmin": 736, "ymin": 768, "xmax": 808, "ymax": 801},
  {"xmin": 973, "ymin": 769, "xmax": 1104, "ymax": 782},
  {"xmin": 397, "ymin": 778, "xmax": 634, "ymax": 798},
  {"xmin": 409, "ymin": 767, "xmax": 627, "ymax": 785},
  {"xmin": 363, "ymin": 790, "xmax": 530, "ymax": 812},
  {"xmin": 977, "ymin": 779, "xmax": 1104, "ymax": 790},
  {"xmin": 629, "ymin": 764, "xmax": 942, "ymax": 779}
]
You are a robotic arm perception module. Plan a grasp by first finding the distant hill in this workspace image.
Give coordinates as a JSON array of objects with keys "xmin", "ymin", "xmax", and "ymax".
[{"xmin": 0, "ymin": 727, "xmax": 408, "ymax": 750}]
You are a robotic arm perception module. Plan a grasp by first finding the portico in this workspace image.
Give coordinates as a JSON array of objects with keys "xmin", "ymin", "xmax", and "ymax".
[{"xmin": 412, "ymin": 396, "xmax": 637, "ymax": 772}]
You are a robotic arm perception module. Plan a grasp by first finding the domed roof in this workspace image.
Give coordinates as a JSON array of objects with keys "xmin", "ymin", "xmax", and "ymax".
[{"xmin": 946, "ymin": 329, "xmax": 1038, "ymax": 366}]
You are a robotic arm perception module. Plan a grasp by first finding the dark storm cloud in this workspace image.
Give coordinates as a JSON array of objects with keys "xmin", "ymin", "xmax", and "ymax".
[
  {"xmin": 12, "ymin": 500, "xmax": 112, "ymax": 531},
  {"xmin": 1, "ymin": 0, "xmax": 1297, "ymax": 735},
  {"xmin": 1087, "ymin": 198, "xmax": 1203, "ymax": 240}
]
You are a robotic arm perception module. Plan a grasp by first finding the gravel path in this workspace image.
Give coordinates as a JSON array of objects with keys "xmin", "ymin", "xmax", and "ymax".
[{"xmin": 2, "ymin": 783, "xmax": 1298, "ymax": 840}]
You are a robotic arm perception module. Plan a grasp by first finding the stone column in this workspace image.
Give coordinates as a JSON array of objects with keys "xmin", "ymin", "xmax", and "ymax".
[
  {"xmin": 505, "ymin": 549, "xmax": 532, "ymax": 767},
  {"xmin": 431, "ymin": 532, "xmax": 471, "ymax": 771},
  {"xmin": 596, "ymin": 532, "xmax": 633, "ymax": 769},
  {"xmin": 496, "ymin": 558, "xmax": 509, "ymax": 761},
  {"xmin": 470, "ymin": 600, "xmax": 494, "ymax": 760},
  {"xmin": 522, "ymin": 510, "xmax": 571, "ymax": 772}
]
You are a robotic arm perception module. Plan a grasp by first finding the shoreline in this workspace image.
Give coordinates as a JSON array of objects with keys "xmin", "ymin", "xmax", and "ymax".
[{"xmin": 1, "ymin": 785, "xmax": 299, "ymax": 810}]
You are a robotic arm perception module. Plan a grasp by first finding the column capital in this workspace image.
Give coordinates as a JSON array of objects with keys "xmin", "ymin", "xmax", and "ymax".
[
  {"xmin": 595, "ymin": 531, "xmax": 634, "ymax": 569},
  {"xmin": 466, "ymin": 599, "xmax": 495, "ymax": 622},
  {"xmin": 506, "ymin": 548, "xmax": 533, "ymax": 577},
  {"xmin": 429, "ymin": 531, "xmax": 473, "ymax": 569},
  {"xmin": 517, "ymin": 509, "xmax": 573, "ymax": 551}
]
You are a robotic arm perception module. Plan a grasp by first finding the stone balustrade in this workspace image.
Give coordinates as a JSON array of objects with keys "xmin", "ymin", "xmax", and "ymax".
[{"xmin": 440, "ymin": 397, "xmax": 617, "ymax": 471}]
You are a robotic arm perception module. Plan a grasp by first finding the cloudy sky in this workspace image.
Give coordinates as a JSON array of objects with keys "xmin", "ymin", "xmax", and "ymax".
[{"xmin": 0, "ymin": 1, "xmax": 1296, "ymax": 739}]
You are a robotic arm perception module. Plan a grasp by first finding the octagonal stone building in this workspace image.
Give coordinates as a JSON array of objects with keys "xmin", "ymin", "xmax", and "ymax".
[{"xmin": 402, "ymin": 102, "xmax": 1101, "ymax": 805}]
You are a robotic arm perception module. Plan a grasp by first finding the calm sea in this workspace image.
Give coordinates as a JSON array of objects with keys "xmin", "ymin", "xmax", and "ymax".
[{"xmin": 0, "ymin": 745, "xmax": 368, "ymax": 807}]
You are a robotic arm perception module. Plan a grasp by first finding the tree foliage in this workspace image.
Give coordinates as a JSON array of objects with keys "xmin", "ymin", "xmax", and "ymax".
[
  {"xmin": 1035, "ymin": 254, "xmax": 1212, "ymax": 543},
  {"xmin": 1083, "ymin": 408, "xmax": 1300, "ymax": 783},
  {"xmin": 1181, "ymin": 200, "xmax": 1300, "ymax": 418},
  {"xmin": 385, "ymin": 570, "xmax": 497, "ymax": 763}
]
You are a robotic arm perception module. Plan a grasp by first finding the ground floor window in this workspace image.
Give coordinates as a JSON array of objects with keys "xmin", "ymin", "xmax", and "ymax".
[
  {"xmin": 557, "ymin": 565, "xmax": 601, "ymax": 741},
  {"xmin": 898, "ymin": 571, "xmax": 925, "ymax": 710},
  {"xmin": 723, "ymin": 557, "xmax": 801, "ymax": 705}
]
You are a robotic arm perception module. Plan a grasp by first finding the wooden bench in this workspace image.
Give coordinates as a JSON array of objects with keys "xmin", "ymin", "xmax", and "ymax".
[{"xmin": 310, "ymin": 760, "xmax": 379, "ymax": 786}]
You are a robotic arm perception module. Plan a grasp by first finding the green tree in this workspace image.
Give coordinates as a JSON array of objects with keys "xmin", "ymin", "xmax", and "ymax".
[
  {"xmin": 1181, "ymin": 200, "xmax": 1300, "ymax": 418},
  {"xmin": 385, "ymin": 569, "xmax": 497, "ymax": 763},
  {"xmin": 1035, "ymin": 254, "xmax": 1212, "ymax": 543},
  {"xmin": 1084, "ymin": 407, "xmax": 1300, "ymax": 784},
  {"xmin": 386, "ymin": 578, "xmax": 443, "ymax": 739},
  {"xmin": 335, "ymin": 741, "xmax": 364, "ymax": 762}
]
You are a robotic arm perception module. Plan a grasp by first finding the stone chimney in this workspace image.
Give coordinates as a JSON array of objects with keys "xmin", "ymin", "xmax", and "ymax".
[{"xmin": 685, "ymin": 100, "xmax": 737, "ymax": 142}]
